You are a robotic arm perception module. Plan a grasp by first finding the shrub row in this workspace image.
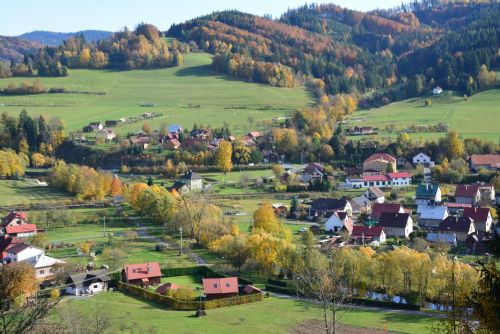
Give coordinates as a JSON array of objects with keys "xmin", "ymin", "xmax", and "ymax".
[
  {"xmin": 117, "ymin": 281, "xmax": 262, "ymax": 310},
  {"xmin": 160, "ymin": 266, "xmax": 254, "ymax": 285},
  {"xmin": 267, "ymin": 278, "xmax": 290, "ymax": 287},
  {"xmin": 265, "ymin": 284, "xmax": 296, "ymax": 295},
  {"xmin": 350, "ymin": 297, "xmax": 420, "ymax": 311}
]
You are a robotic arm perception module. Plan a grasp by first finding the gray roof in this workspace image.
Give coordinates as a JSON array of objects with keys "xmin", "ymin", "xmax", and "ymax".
[
  {"xmin": 66, "ymin": 269, "xmax": 111, "ymax": 288},
  {"xmin": 181, "ymin": 170, "xmax": 201, "ymax": 181},
  {"xmin": 426, "ymin": 232, "xmax": 456, "ymax": 244},
  {"xmin": 417, "ymin": 205, "xmax": 448, "ymax": 220}
]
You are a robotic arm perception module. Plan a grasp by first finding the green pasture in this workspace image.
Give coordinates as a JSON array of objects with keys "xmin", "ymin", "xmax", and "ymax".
[
  {"xmin": 0, "ymin": 53, "xmax": 313, "ymax": 135},
  {"xmin": 0, "ymin": 180, "xmax": 71, "ymax": 205},
  {"xmin": 66, "ymin": 292, "xmax": 436, "ymax": 334},
  {"xmin": 349, "ymin": 89, "xmax": 500, "ymax": 141}
]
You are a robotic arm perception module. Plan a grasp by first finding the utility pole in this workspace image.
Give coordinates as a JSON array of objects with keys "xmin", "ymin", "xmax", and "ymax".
[
  {"xmin": 179, "ymin": 226, "xmax": 183, "ymax": 255},
  {"xmin": 103, "ymin": 215, "xmax": 106, "ymax": 236}
]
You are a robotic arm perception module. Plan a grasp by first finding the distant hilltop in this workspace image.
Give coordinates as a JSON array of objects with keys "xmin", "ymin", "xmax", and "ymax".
[{"xmin": 18, "ymin": 30, "xmax": 112, "ymax": 46}]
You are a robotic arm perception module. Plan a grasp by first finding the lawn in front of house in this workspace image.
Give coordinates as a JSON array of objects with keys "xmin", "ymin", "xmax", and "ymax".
[{"xmin": 66, "ymin": 291, "xmax": 436, "ymax": 334}]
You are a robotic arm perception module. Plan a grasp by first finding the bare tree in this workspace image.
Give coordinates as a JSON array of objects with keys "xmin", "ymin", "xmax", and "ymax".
[
  {"xmin": 298, "ymin": 249, "xmax": 350, "ymax": 334},
  {"xmin": 177, "ymin": 193, "xmax": 210, "ymax": 244},
  {"xmin": 0, "ymin": 264, "xmax": 60, "ymax": 334}
]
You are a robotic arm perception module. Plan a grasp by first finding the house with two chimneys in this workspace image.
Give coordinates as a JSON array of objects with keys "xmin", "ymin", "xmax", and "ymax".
[
  {"xmin": 122, "ymin": 262, "xmax": 162, "ymax": 287},
  {"xmin": 415, "ymin": 183, "xmax": 441, "ymax": 206}
]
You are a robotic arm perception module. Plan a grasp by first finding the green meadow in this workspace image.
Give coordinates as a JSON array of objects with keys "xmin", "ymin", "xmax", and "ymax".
[
  {"xmin": 67, "ymin": 292, "xmax": 436, "ymax": 334},
  {"xmin": 349, "ymin": 88, "xmax": 500, "ymax": 142},
  {"xmin": 0, "ymin": 53, "xmax": 314, "ymax": 135}
]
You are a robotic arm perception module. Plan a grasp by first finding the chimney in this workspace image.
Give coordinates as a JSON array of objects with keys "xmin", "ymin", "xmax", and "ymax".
[{"xmin": 147, "ymin": 263, "xmax": 152, "ymax": 273}]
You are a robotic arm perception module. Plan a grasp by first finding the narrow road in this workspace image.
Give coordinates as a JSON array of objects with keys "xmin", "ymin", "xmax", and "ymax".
[{"xmin": 133, "ymin": 221, "xmax": 207, "ymax": 265}]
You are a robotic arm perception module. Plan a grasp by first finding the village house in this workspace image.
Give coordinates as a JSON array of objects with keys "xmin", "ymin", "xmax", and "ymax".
[
  {"xmin": 469, "ymin": 154, "xmax": 500, "ymax": 172},
  {"xmin": 202, "ymin": 277, "xmax": 239, "ymax": 300},
  {"xmin": 1, "ymin": 211, "xmax": 37, "ymax": 238},
  {"xmin": 0, "ymin": 236, "xmax": 64, "ymax": 280},
  {"xmin": 168, "ymin": 181, "xmax": 189, "ymax": 195},
  {"xmin": 155, "ymin": 283, "xmax": 181, "ymax": 295},
  {"xmin": 463, "ymin": 207, "xmax": 494, "ymax": 232},
  {"xmin": 437, "ymin": 216, "xmax": 475, "ymax": 242},
  {"xmin": 96, "ymin": 128, "xmax": 116, "ymax": 142},
  {"xmin": 351, "ymin": 226, "xmax": 386, "ymax": 244},
  {"xmin": 167, "ymin": 124, "xmax": 183, "ymax": 135},
  {"xmin": 324, "ymin": 211, "xmax": 353, "ymax": 233},
  {"xmin": 377, "ymin": 212, "xmax": 413, "ymax": 238},
  {"xmin": 350, "ymin": 196, "xmax": 373, "ymax": 214},
  {"xmin": 180, "ymin": 170, "xmax": 203, "ymax": 191},
  {"xmin": 129, "ymin": 135, "xmax": 151, "ymax": 149},
  {"xmin": 363, "ymin": 186, "xmax": 385, "ymax": 203},
  {"xmin": 362, "ymin": 153, "xmax": 397, "ymax": 174},
  {"xmin": 397, "ymin": 156, "xmax": 409, "ymax": 168},
  {"xmin": 433, "ymin": 86, "xmax": 443, "ymax": 96},
  {"xmin": 88, "ymin": 122, "xmax": 104, "ymax": 132},
  {"xmin": 346, "ymin": 126, "xmax": 374, "ymax": 136},
  {"xmin": 444, "ymin": 202, "xmax": 472, "ymax": 215},
  {"xmin": 426, "ymin": 232, "xmax": 457, "ymax": 246},
  {"xmin": 345, "ymin": 172, "xmax": 411, "ymax": 188},
  {"xmin": 415, "ymin": 183, "xmax": 441, "ymax": 206},
  {"xmin": 122, "ymin": 262, "xmax": 162, "ymax": 287},
  {"xmin": 190, "ymin": 128, "xmax": 211, "ymax": 140},
  {"xmin": 301, "ymin": 163, "xmax": 326, "ymax": 183},
  {"xmin": 478, "ymin": 183, "xmax": 496, "ymax": 204},
  {"xmin": 162, "ymin": 137, "xmax": 181, "ymax": 150},
  {"xmin": 417, "ymin": 205, "xmax": 449, "ymax": 229},
  {"xmin": 309, "ymin": 198, "xmax": 352, "ymax": 220},
  {"xmin": 65, "ymin": 269, "xmax": 111, "ymax": 296},
  {"xmin": 272, "ymin": 204, "xmax": 288, "ymax": 218},
  {"xmin": 455, "ymin": 184, "xmax": 481, "ymax": 205},
  {"xmin": 371, "ymin": 203, "xmax": 405, "ymax": 220},
  {"xmin": 412, "ymin": 152, "xmax": 435, "ymax": 167}
]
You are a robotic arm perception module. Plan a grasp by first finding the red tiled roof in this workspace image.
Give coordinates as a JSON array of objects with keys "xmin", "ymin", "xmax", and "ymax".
[
  {"xmin": 372, "ymin": 203, "xmax": 403, "ymax": 218},
  {"xmin": 443, "ymin": 202, "xmax": 472, "ymax": 209},
  {"xmin": 363, "ymin": 175, "xmax": 389, "ymax": 182},
  {"xmin": 203, "ymin": 277, "xmax": 238, "ymax": 295},
  {"xmin": 2, "ymin": 211, "xmax": 28, "ymax": 226},
  {"xmin": 455, "ymin": 184, "xmax": 480, "ymax": 198},
  {"xmin": 470, "ymin": 154, "xmax": 500, "ymax": 168},
  {"xmin": 388, "ymin": 172, "xmax": 411, "ymax": 179},
  {"xmin": 0, "ymin": 236, "xmax": 23, "ymax": 255},
  {"xmin": 463, "ymin": 207, "xmax": 491, "ymax": 223},
  {"xmin": 5, "ymin": 224, "xmax": 37, "ymax": 235},
  {"xmin": 351, "ymin": 226, "xmax": 385, "ymax": 237},
  {"xmin": 155, "ymin": 283, "xmax": 180, "ymax": 295},
  {"xmin": 123, "ymin": 262, "xmax": 161, "ymax": 281},
  {"xmin": 364, "ymin": 153, "xmax": 396, "ymax": 163}
]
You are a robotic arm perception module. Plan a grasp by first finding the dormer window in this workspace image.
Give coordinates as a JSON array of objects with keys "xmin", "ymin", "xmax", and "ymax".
[{"xmin": 213, "ymin": 284, "xmax": 218, "ymax": 288}]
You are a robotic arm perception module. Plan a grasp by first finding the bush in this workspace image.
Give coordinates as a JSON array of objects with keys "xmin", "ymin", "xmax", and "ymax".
[
  {"xmin": 172, "ymin": 287, "xmax": 196, "ymax": 301},
  {"xmin": 350, "ymin": 297, "xmax": 420, "ymax": 310}
]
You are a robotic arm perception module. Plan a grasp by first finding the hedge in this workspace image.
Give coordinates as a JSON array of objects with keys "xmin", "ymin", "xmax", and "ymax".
[
  {"xmin": 350, "ymin": 297, "xmax": 420, "ymax": 311},
  {"xmin": 265, "ymin": 284, "xmax": 296, "ymax": 295},
  {"xmin": 117, "ymin": 281, "xmax": 262, "ymax": 310},
  {"xmin": 160, "ymin": 266, "xmax": 253, "ymax": 285},
  {"xmin": 267, "ymin": 278, "xmax": 290, "ymax": 287}
]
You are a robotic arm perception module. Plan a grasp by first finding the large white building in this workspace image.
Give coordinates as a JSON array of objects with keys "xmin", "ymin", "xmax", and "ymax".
[{"xmin": 345, "ymin": 172, "xmax": 411, "ymax": 189}]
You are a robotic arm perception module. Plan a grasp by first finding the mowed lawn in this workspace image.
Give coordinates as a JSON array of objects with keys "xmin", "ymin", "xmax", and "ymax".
[
  {"xmin": 67, "ymin": 292, "xmax": 435, "ymax": 334},
  {"xmin": 0, "ymin": 53, "xmax": 314, "ymax": 135},
  {"xmin": 0, "ymin": 180, "xmax": 71, "ymax": 205},
  {"xmin": 350, "ymin": 88, "xmax": 500, "ymax": 141}
]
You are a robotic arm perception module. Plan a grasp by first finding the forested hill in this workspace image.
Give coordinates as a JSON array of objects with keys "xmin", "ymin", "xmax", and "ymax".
[
  {"xmin": 167, "ymin": 1, "xmax": 499, "ymax": 102},
  {"xmin": 0, "ymin": 35, "xmax": 42, "ymax": 61},
  {"xmin": 19, "ymin": 30, "xmax": 112, "ymax": 46}
]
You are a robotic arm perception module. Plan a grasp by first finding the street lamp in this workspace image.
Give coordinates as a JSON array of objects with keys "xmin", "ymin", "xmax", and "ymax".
[{"xmin": 296, "ymin": 277, "xmax": 300, "ymax": 301}]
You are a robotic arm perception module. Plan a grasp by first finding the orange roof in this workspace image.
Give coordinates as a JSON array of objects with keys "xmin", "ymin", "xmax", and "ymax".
[
  {"xmin": 203, "ymin": 277, "xmax": 238, "ymax": 295},
  {"xmin": 470, "ymin": 154, "xmax": 500, "ymax": 168},
  {"xmin": 364, "ymin": 153, "xmax": 396, "ymax": 163},
  {"xmin": 123, "ymin": 262, "xmax": 161, "ymax": 281},
  {"xmin": 5, "ymin": 224, "xmax": 37, "ymax": 235}
]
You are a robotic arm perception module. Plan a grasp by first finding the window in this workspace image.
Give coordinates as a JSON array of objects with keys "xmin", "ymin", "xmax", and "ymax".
[
  {"xmin": 226, "ymin": 283, "xmax": 230, "ymax": 287},
  {"xmin": 213, "ymin": 284, "xmax": 218, "ymax": 288},
  {"xmin": 94, "ymin": 284, "xmax": 98, "ymax": 289},
  {"xmin": 49, "ymin": 268, "xmax": 54, "ymax": 273},
  {"xmin": 39, "ymin": 270, "xmax": 44, "ymax": 275}
]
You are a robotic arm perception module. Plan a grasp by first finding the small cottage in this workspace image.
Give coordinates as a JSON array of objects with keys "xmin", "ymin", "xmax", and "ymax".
[{"xmin": 65, "ymin": 269, "xmax": 111, "ymax": 296}]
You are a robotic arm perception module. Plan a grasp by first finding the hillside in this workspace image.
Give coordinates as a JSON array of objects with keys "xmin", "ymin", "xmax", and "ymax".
[
  {"xmin": 19, "ymin": 30, "xmax": 112, "ymax": 46},
  {"xmin": 168, "ymin": 2, "xmax": 499, "ymax": 102},
  {"xmin": 0, "ymin": 52, "xmax": 313, "ymax": 135},
  {"xmin": 0, "ymin": 35, "xmax": 42, "ymax": 61}
]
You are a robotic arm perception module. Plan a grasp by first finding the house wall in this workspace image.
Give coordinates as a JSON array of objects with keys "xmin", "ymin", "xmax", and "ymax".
[
  {"xmin": 456, "ymin": 195, "xmax": 479, "ymax": 205},
  {"xmin": 189, "ymin": 179, "xmax": 203, "ymax": 190},
  {"xmin": 13, "ymin": 247, "xmax": 43, "ymax": 262},
  {"xmin": 363, "ymin": 160, "xmax": 391, "ymax": 173},
  {"xmin": 324, "ymin": 217, "xmax": 343, "ymax": 232},
  {"xmin": 35, "ymin": 266, "xmax": 55, "ymax": 280},
  {"xmin": 418, "ymin": 218, "xmax": 442, "ymax": 229},
  {"xmin": 475, "ymin": 216, "xmax": 493, "ymax": 232}
]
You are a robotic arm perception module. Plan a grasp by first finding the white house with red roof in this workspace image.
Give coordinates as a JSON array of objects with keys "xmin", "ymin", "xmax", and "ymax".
[
  {"xmin": 345, "ymin": 172, "xmax": 411, "ymax": 189},
  {"xmin": 455, "ymin": 184, "xmax": 481, "ymax": 205},
  {"xmin": 351, "ymin": 226, "xmax": 386, "ymax": 244},
  {"xmin": 324, "ymin": 211, "xmax": 353, "ymax": 233},
  {"xmin": 122, "ymin": 262, "xmax": 162, "ymax": 287},
  {"xmin": 1, "ymin": 211, "xmax": 37, "ymax": 238}
]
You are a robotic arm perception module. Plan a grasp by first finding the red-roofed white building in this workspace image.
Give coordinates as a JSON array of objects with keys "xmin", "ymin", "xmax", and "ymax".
[
  {"xmin": 463, "ymin": 207, "xmax": 494, "ymax": 232},
  {"xmin": 345, "ymin": 172, "xmax": 411, "ymax": 189},
  {"xmin": 1, "ymin": 211, "xmax": 37, "ymax": 238}
]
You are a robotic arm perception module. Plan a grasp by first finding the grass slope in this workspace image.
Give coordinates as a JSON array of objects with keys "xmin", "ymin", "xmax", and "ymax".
[
  {"xmin": 0, "ymin": 53, "xmax": 313, "ymax": 135},
  {"xmin": 68, "ymin": 292, "xmax": 435, "ymax": 334},
  {"xmin": 350, "ymin": 89, "xmax": 500, "ymax": 141},
  {"xmin": 0, "ymin": 180, "xmax": 71, "ymax": 205}
]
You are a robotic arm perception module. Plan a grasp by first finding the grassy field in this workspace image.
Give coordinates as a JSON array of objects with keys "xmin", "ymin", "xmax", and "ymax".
[
  {"xmin": 67, "ymin": 292, "xmax": 435, "ymax": 334},
  {"xmin": 0, "ymin": 180, "xmax": 71, "ymax": 205},
  {"xmin": 349, "ymin": 89, "xmax": 500, "ymax": 141},
  {"xmin": 0, "ymin": 53, "xmax": 314, "ymax": 135}
]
